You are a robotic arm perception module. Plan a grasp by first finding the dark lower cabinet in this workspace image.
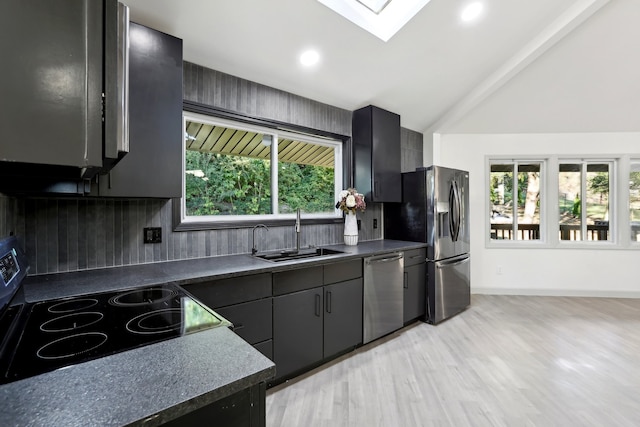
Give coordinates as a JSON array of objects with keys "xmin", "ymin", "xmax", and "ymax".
[
  {"xmin": 324, "ymin": 278, "xmax": 363, "ymax": 357},
  {"xmin": 272, "ymin": 278, "xmax": 363, "ymax": 382},
  {"xmin": 215, "ymin": 299, "xmax": 272, "ymax": 345},
  {"xmin": 183, "ymin": 273, "xmax": 273, "ymax": 360},
  {"xmin": 273, "ymin": 287, "xmax": 324, "ymax": 380},
  {"xmin": 403, "ymin": 262, "xmax": 427, "ymax": 323},
  {"xmin": 403, "ymin": 248, "xmax": 427, "ymax": 324},
  {"xmin": 253, "ymin": 340, "xmax": 273, "ymax": 360},
  {"xmin": 162, "ymin": 382, "xmax": 266, "ymax": 427}
]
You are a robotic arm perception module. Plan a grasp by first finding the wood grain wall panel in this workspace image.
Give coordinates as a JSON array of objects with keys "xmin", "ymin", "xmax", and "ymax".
[
  {"xmin": 401, "ymin": 127, "xmax": 424, "ymax": 173},
  {"xmin": 8, "ymin": 62, "xmax": 423, "ymax": 275},
  {"xmin": 183, "ymin": 62, "xmax": 352, "ymax": 137}
]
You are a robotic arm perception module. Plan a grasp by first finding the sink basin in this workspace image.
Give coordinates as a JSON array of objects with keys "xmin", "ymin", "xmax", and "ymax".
[{"xmin": 254, "ymin": 248, "xmax": 344, "ymax": 262}]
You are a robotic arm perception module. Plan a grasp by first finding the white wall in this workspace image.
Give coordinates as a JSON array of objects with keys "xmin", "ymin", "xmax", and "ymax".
[
  {"xmin": 444, "ymin": 0, "xmax": 640, "ymax": 134},
  {"xmin": 436, "ymin": 132, "xmax": 640, "ymax": 297}
]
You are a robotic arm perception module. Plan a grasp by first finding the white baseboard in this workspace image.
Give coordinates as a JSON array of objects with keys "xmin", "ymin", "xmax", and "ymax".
[{"xmin": 472, "ymin": 288, "xmax": 640, "ymax": 298}]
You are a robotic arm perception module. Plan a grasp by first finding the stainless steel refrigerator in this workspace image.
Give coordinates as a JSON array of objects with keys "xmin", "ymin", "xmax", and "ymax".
[{"xmin": 385, "ymin": 166, "xmax": 471, "ymax": 324}]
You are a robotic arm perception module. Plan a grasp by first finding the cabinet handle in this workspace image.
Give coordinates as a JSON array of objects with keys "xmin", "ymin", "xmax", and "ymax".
[
  {"xmin": 326, "ymin": 291, "xmax": 332, "ymax": 314},
  {"xmin": 233, "ymin": 323, "xmax": 245, "ymax": 331},
  {"xmin": 374, "ymin": 181, "xmax": 379, "ymax": 197},
  {"xmin": 315, "ymin": 294, "xmax": 321, "ymax": 317},
  {"xmin": 404, "ymin": 271, "xmax": 409, "ymax": 289}
]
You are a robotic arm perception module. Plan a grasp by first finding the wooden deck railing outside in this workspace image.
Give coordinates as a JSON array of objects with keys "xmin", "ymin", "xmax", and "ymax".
[{"xmin": 490, "ymin": 223, "xmax": 612, "ymax": 241}]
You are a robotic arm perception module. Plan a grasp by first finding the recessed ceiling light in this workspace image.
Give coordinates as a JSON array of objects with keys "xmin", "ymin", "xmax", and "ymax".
[
  {"xmin": 300, "ymin": 49, "xmax": 320, "ymax": 67},
  {"xmin": 461, "ymin": 2, "xmax": 483, "ymax": 22}
]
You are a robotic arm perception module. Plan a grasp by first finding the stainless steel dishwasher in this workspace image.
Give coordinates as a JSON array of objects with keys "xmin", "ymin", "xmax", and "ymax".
[{"xmin": 363, "ymin": 252, "xmax": 404, "ymax": 344}]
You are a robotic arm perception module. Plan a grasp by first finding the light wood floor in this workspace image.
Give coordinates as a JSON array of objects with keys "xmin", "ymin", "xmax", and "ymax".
[{"xmin": 266, "ymin": 294, "xmax": 640, "ymax": 426}]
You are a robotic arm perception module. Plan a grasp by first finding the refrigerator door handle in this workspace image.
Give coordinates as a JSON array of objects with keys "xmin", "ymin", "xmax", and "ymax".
[
  {"xmin": 436, "ymin": 255, "xmax": 469, "ymax": 268},
  {"xmin": 448, "ymin": 182, "xmax": 458, "ymax": 241},
  {"xmin": 450, "ymin": 180, "xmax": 461, "ymax": 242}
]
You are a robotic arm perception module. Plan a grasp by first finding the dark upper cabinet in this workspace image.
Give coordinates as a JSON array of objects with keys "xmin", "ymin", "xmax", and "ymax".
[
  {"xmin": 0, "ymin": 0, "xmax": 126, "ymax": 185},
  {"xmin": 99, "ymin": 22, "xmax": 183, "ymax": 197},
  {"xmin": 353, "ymin": 105, "xmax": 401, "ymax": 203}
]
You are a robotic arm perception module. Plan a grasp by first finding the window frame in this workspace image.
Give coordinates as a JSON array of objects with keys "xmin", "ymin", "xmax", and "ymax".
[
  {"xmin": 173, "ymin": 102, "xmax": 349, "ymax": 231},
  {"xmin": 557, "ymin": 159, "xmax": 615, "ymax": 246},
  {"xmin": 627, "ymin": 159, "xmax": 640, "ymax": 245},
  {"xmin": 485, "ymin": 155, "xmax": 635, "ymax": 250},
  {"xmin": 486, "ymin": 158, "xmax": 546, "ymax": 247}
]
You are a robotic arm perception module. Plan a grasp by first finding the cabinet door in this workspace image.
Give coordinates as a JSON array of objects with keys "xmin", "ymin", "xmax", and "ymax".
[
  {"xmin": 162, "ymin": 382, "xmax": 265, "ymax": 427},
  {"xmin": 403, "ymin": 263, "xmax": 426, "ymax": 323},
  {"xmin": 323, "ymin": 278, "xmax": 363, "ymax": 358},
  {"xmin": 273, "ymin": 288, "xmax": 323, "ymax": 380},
  {"xmin": 99, "ymin": 22, "xmax": 183, "ymax": 197},
  {"xmin": 0, "ymin": 0, "xmax": 103, "ymax": 170},
  {"xmin": 215, "ymin": 299, "xmax": 272, "ymax": 345},
  {"xmin": 353, "ymin": 105, "xmax": 401, "ymax": 203},
  {"xmin": 371, "ymin": 106, "xmax": 401, "ymax": 202}
]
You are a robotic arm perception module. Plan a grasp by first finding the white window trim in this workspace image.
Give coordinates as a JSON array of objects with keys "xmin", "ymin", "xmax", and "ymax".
[
  {"xmin": 557, "ymin": 158, "xmax": 616, "ymax": 247},
  {"xmin": 180, "ymin": 111, "xmax": 343, "ymax": 225},
  {"xmin": 485, "ymin": 154, "xmax": 640, "ymax": 250},
  {"xmin": 629, "ymin": 158, "xmax": 640, "ymax": 246},
  {"xmin": 486, "ymin": 157, "xmax": 548, "ymax": 248}
]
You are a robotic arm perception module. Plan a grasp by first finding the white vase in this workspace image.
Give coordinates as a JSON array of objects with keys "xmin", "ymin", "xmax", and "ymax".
[{"xmin": 343, "ymin": 211, "xmax": 359, "ymax": 245}]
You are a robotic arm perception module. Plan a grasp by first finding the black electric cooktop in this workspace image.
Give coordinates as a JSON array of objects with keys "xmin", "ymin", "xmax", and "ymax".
[
  {"xmin": 0, "ymin": 284, "xmax": 230, "ymax": 385},
  {"xmin": 0, "ymin": 237, "xmax": 230, "ymax": 385}
]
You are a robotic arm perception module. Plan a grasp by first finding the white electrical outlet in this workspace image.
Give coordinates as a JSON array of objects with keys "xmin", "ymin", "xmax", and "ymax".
[{"xmin": 496, "ymin": 265, "xmax": 503, "ymax": 275}]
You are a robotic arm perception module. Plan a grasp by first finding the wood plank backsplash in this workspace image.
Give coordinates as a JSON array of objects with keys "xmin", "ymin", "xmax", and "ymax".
[
  {"xmin": 1, "ymin": 62, "xmax": 419, "ymax": 276},
  {"xmin": 6, "ymin": 198, "xmax": 383, "ymax": 275}
]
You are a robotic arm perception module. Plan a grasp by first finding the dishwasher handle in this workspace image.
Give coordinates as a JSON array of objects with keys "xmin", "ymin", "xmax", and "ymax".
[{"xmin": 365, "ymin": 253, "xmax": 404, "ymax": 265}]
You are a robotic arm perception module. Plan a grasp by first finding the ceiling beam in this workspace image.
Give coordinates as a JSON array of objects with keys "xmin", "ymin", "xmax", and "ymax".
[{"xmin": 425, "ymin": 0, "xmax": 611, "ymax": 135}]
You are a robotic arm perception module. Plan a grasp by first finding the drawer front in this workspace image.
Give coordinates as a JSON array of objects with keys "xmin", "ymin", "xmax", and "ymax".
[
  {"xmin": 253, "ymin": 340, "xmax": 273, "ymax": 361},
  {"xmin": 323, "ymin": 259, "xmax": 362, "ymax": 285},
  {"xmin": 273, "ymin": 266, "xmax": 323, "ymax": 296},
  {"xmin": 184, "ymin": 273, "xmax": 272, "ymax": 308},
  {"xmin": 216, "ymin": 298, "xmax": 272, "ymax": 345},
  {"xmin": 404, "ymin": 248, "xmax": 426, "ymax": 267}
]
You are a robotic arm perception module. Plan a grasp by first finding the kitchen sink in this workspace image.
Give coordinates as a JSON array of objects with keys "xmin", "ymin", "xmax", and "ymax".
[{"xmin": 254, "ymin": 248, "xmax": 344, "ymax": 262}]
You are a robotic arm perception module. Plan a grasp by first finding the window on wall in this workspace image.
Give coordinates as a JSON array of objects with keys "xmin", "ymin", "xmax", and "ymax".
[
  {"xmin": 629, "ymin": 161, "xmax": 640, "ymax": 242},
  {"xmin": 182, "ymin": 112, "xmax": 343, "ymax": 224},
  {"xmin": 489, "ymin": 161, "xmax": 542, "ymax": 241},
  {"xmin": 558, "ymin": 161, "xmax": 612, "ymax": 242}
]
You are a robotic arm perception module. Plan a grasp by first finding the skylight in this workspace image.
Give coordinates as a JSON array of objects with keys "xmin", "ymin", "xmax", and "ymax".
[
  {"xmin": 318, "ymin": 0, "xmax": 433, "ymax": 42},
  {"xmin": 356, "ymin": 0, "xmax": 391, "ymax": 14}
]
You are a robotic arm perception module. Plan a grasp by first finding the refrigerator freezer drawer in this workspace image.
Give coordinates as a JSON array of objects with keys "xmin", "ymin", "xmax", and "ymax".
[{"xmin": 427, "ymin": 255, "xmax": 470, "ymax": 324}]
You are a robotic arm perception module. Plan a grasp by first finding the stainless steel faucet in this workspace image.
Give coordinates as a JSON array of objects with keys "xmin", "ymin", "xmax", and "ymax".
[
  {"xmin": 251, "ymin": 224, "xmax": 269, "ymax": 255},
  {"xmin": 295, "ymin": 208, "xmax": 301, "ymax": 253}
]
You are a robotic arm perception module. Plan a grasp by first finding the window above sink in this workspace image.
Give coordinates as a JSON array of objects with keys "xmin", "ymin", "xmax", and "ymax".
[{"xmin": 176, "ymin": 110, "xmax": 346, "ymax": 231}]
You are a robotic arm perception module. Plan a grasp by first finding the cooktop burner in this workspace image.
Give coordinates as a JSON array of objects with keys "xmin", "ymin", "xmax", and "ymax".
[
  {"xmin": 108, "ymin": 287, "xmax": 178, "ymax": 306},
  {"xmin": 0, "ymin": 283, "xmax": 229, "ymax": 385}
]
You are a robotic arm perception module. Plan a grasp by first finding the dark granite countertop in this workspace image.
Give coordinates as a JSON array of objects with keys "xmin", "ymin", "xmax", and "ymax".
[
  {"xmin": 3, "ymin": 239, "xmax": 424, "ymax": 426},
  {"xmin": 0, "ymin": 326, "xmax": 274, "ymax": 427},
  {"xmin": 21, "ymin": 239, "xmax": 426, "ymax": 302}
]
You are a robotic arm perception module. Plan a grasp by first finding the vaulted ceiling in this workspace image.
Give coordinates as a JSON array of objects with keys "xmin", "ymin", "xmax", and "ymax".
[{"xmin": 123, "ymin": 0, "xmax": 638, "ymax": 134}]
